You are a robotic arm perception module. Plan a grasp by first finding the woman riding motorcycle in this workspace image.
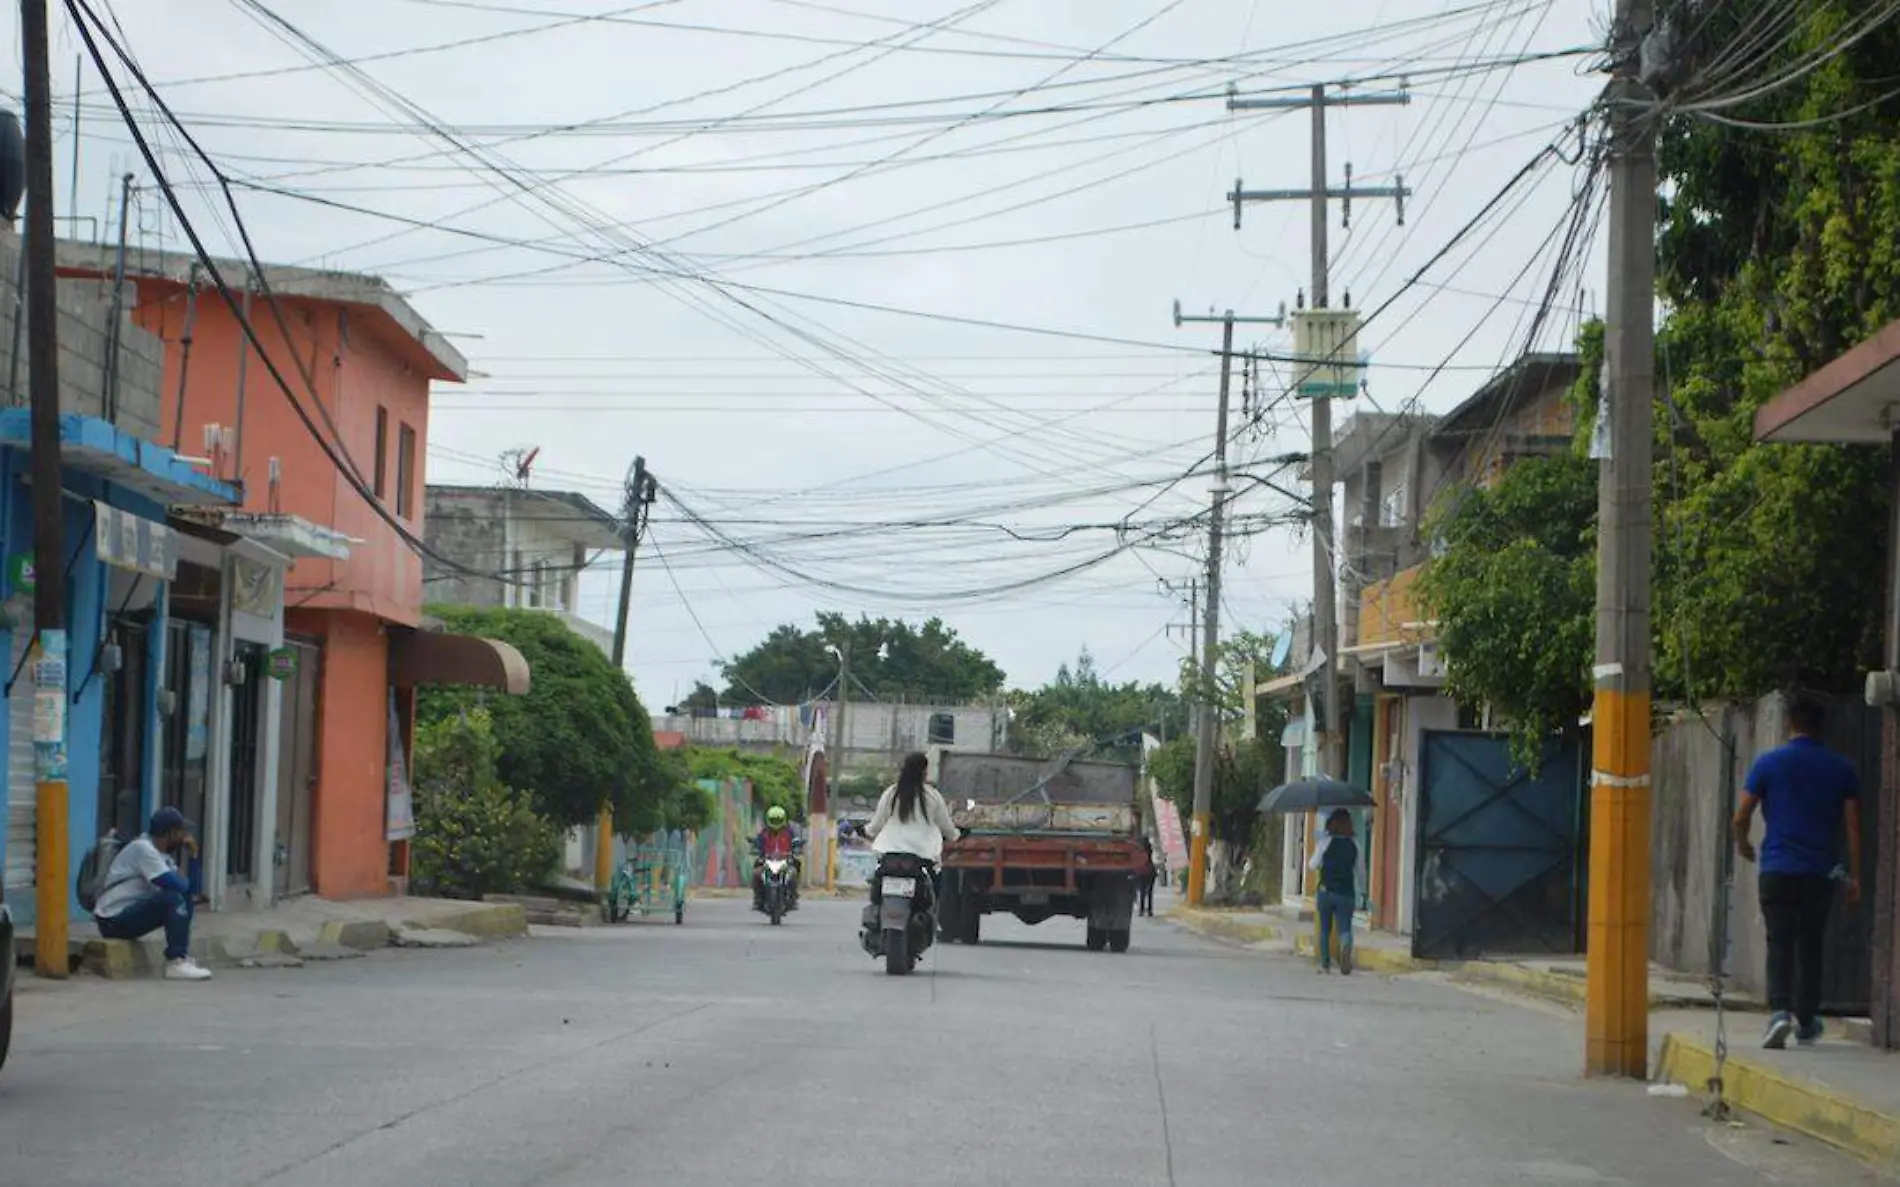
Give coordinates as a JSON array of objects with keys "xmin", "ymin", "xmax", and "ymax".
[{"xmin": 862, "ymin": 751, "xmax": 961, "ymax": 881}]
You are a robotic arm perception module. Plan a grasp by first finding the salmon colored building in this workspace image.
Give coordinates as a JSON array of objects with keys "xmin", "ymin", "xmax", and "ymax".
[{"xmin": 58, "ymin": 243, "xmax": 528, "ymax": 901}]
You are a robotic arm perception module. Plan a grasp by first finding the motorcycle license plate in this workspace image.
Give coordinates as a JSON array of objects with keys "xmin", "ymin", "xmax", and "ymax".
[{"xmin": 881, "ymin": 876, "xmax": 917, "ymax": 897}]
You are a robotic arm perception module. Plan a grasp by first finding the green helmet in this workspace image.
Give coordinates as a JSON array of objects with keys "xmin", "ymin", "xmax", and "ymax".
[{"xmin": 766, "ymin": 806, "xmax": 787, "ymax": 828}]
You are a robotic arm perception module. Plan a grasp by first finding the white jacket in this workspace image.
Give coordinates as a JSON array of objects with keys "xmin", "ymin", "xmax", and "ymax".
[{"xmin": 866, "ymin": 783, "xmax": 961, "ymax": 863}]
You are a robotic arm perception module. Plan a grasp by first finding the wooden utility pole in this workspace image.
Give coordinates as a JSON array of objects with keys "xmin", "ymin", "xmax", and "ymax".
[
  {"xmin": 23, "ymin": 0, "xmax": 69, "ymax": 978},
  {"xmin": 1174, "ymin": 303, "xmax": 1286, "ymax": 905},
  {"xmin": 1586, "ymin": 0, "xmax": 1658, "ymax": 1079},
  {"xmin": 598, "ymin": 455, "xmax": 653, "ymax": 892},
  {"xmin": 1227, "ymin": 82, "xmax": 1409, "ymax": 787}
]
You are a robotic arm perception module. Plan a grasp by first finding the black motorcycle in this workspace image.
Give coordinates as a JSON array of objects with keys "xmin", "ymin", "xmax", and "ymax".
[
  {"xmin": 753, "ymin": 836, "xmax": 804, "ymax": 925},
  {"xmin": 757, "ymin": 853, "xmax": 799, "ymax": 925},
  {"xmin": 859, "ymin": 851, "xmax": 937, "ymax": 975}
]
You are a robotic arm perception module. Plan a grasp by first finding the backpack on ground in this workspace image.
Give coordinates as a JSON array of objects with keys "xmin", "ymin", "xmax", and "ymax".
[{"xmin": 76, "ymin": 830, "xmax": 127, "ymax": 914}]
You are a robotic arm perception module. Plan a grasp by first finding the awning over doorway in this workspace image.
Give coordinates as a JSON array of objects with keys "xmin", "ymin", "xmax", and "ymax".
[
  {"xmin": 390, "ymin": 629, "xmax": 531, "ymax": 695},
  {"xmin": 1754, "ymin": 318, "xmax": 1900, "ymax": 444}
]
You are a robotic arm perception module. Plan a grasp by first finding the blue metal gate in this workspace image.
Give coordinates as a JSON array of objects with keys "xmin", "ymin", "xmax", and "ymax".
[{"xmin": 1412, "ymin": 730, "xmax": 1586, "ymax": 960}]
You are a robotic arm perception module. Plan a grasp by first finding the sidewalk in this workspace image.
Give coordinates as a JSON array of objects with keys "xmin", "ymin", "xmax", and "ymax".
[
  {"xmin": 1653, "ymin": 1008, "xmax": 1900, "ymax": 1173},
  {"xmin": 16, "ymin": 894, "xmax": 529, "ymax": 979},
  {"xmin": 1168, "ymin": 905, "xmax": 1899, "ymax": 1173},
  {"xmin": 1166, "ymin": 905, "xmax": 1762, "ymax": 1006}
]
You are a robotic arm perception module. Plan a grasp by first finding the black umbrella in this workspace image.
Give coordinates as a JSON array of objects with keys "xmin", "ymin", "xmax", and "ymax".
[{"xmin": 1257, "ymin": 777, "xmax": 1374, "ymax": 814}]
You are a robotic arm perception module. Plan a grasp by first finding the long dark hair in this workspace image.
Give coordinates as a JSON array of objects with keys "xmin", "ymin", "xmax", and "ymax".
[{"xmin": 895, "ymin": 751, "xmax": 929, "ymax": 822}]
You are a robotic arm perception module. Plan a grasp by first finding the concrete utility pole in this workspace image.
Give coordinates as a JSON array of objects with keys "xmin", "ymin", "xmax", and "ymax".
[
  {"xmin": 1228, "ymin": 82, "xmax": 1409, "ymax": 784},
  {"xmin": 598, "ymin": 455, "xmax": 656, "ymax": 893},
  {"xmin": 1586, "ymin": 0, "xmax": 1658, "ymax": 1080},
  {"xmin": 1173, "ymin": 302, "xmax": 1287, "ymax": 906},
  {"xmin": 22, "ymin": 0, "xmax": 69, "ymax": 979},
  {"xmin": 822, "ymin": 641, "xmax": 850, "ymax": 891}
]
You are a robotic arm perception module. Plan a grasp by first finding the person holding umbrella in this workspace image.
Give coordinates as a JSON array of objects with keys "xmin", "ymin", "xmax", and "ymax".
[{"xmin": 1307, "ymin": 808, "xmax": 1358, "ymax": 975}]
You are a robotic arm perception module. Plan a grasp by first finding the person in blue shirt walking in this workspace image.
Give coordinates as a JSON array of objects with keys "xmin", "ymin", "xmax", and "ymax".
[
  {"xmin": 1732, "ymin": 695, "xmax": 1862, "ymax": 1049},
  {"xmin": 1307, "ymin": 809, "xmax": 1358, "ymax": 975}
]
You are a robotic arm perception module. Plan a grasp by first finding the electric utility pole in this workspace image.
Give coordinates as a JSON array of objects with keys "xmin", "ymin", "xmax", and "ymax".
[
  {"xmin": 23, "ymin": 0, "xmax": 70, "ymax": 979},
  {"xmin": 1586, "ymin": 0, "xmax": 1659, "ymax": 1080},
  {"xmin": 1227, "ymin": 82, "xmax": 1409, "ymax": 785},
  {"xmin": 1173, "ymin": 302, "xmax": 1287, "ymax": 906},
  {"xmin": 598, "ymin": 455, "xmax": 656, "ymax": 892}
]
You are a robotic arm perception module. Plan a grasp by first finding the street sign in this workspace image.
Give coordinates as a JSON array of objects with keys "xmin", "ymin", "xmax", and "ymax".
[
  {"xmin": 267, "ymin": 647, "xmax": 298, "ymax": 681},
  {"xmin": 7, "ymin": 552, "xmax": 33, "ymax": 593}
]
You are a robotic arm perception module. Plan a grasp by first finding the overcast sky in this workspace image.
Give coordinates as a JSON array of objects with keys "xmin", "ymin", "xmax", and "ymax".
[{"xmin": 10, "ymin": 0, "xmax": 1607, "ymax": 706}]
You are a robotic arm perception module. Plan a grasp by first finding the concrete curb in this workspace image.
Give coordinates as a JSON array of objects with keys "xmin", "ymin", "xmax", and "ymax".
[
  {"xmin": 413, "ymin": 902, "xmax": 528, "ymax": 940},
  {"xmin": 317, "ymin": 920, "xmax": 394, "ymax": 951},
  {"xmin": 1655, "ymin": 1032, "xmax": 1900, "ymax": 1173}
]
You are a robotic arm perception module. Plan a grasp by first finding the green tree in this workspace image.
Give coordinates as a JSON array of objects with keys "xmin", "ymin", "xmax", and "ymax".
[
  {"xmin": 1649, "ymin": 0, "xmax": 1898, "ymax": 697},
  {"xmin": 410, "ymin": 708, "xmax": 562, "ymax": 900},
  {"xmin": 1415, "ymin": 451, "xmax": 1598, "ymax": 759},
  {"xmin": 674, "ymin": 682, "xmax": 720, "ymax": 714},
  {"xmin": 681, "ymin": 747, "xmax": 806, "ymax": 819},
  {"xmin": 718, "ymin": 613, "xmax": 1004, "ymax": 704},
  {"xmin": 1007, "ymin": 648, "xmax": 1186, "ymax": 762},
  {"xmin": 418, "ymin": 606, "xmax": 673, "ymax": 836},
  {"xmin": 1149, "ymin": 722, "xmax": 1287, "ymax": 883}
]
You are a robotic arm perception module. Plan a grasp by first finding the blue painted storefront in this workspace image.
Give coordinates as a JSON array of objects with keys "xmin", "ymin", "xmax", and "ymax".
[{"xmin": 0, "ymin": 411, "xmax": 233, "ymax": 924}]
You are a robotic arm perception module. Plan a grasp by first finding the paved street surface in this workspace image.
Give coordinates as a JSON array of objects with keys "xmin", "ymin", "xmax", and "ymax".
[{"xmin": 1, "ymin": 897, "xmax": 1879, "ymax": 1186}]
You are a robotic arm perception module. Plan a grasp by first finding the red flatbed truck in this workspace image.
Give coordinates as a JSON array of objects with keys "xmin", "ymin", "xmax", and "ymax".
[{"xmin": 934, "ymin": 750, "xmax": 1145, "ymax": 952}]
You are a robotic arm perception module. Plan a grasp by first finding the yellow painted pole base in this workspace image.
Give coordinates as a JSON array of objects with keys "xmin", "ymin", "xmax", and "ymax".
[
  {"xmin": 1584, "ymin": 687, "xmax": 1652, "ymax": 1078},
  {"xmin": 593, "ymin": 804, "xmax": 614, "ymax": 891},
  {"xmin": 35, "ymin": 778, "xmax": 69, "ymax": 979},
  {"xmin": 1187, "ymin": 815, "xmax": 1210, "ymax": 906}
]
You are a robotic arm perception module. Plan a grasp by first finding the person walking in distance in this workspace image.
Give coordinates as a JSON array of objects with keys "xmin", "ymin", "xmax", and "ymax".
[
  {"xmin": 1136, "ymin": 836, "xmax": 1157, "ymax": 917},
  {"xmin": 1308, "ymin": 809, "xmax": 1358, "ymax": 975},
  {"xmin": 1733, "ymin": 694, "xmax": 1862, "ymax": 1049}
]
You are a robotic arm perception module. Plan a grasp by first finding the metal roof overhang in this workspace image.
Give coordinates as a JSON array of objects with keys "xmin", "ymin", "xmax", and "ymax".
[
  {"xmin": 390, "ymin": 627, "xmax": 531, "ymax": 695},
  {"xmin": 213, "ymin": 512, "xmax": 356, "ymax": 560},
  {"xmin": 1755, "ymin": 318, "xmax": 1900, "ymax": 444},
  {"xmin": 0, "ymin": 410, "xmax": 237, "ymax": 506}
]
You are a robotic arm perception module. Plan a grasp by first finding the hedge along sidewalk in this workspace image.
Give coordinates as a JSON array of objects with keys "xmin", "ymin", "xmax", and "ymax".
[{"xmin": 18, "ymin": 895, "xmax": 529, "ymax": 980}]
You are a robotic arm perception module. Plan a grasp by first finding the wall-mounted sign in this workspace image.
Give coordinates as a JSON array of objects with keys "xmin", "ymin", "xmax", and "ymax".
[
  {"xmin": 93, "ymin": 501, "xmax": 178, "ymax": 581},
  {"xmin": 7, "ymin": 552, "xmax": 33, "ymax": 593},
  {"xmin": 266, "ymin": 647, "xmax": 298, "ymax": 681}
]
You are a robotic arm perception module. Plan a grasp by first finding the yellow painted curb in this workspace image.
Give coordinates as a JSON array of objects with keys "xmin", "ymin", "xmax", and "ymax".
[
  {"xmin": 1289, "ymin": 933, "xmax": 1430, "ymax": 974},
  {"xmin": 1452, "ymin": 960, "xmax": 1586, "ymax": 1005},
  {"xmin": 1164, "ymin": 907, "xmax": 1286, "ymax": 946},
  {"xmin": 1655, "ymin": 1032, "xmax": 1900, "ymax": 1172}
]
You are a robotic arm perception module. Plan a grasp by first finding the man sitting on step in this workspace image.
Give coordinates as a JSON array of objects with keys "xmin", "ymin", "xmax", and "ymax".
[{"xmin": 93, "ymin": 807, "xmax": 213, "ymax": 981}]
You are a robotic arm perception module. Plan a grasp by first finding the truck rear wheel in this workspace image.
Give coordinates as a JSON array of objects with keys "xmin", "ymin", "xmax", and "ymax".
[
  {"xmin": 960, "ymin": 909, "xmax": 981, "ymax": 945},
  {"xmin": 1108, "ymin": 928, "xmax": 1130, "ymax": 953},
  {"xmin": 1085, "ymin": 925, "xmax": 1107, "ymax": 952}
]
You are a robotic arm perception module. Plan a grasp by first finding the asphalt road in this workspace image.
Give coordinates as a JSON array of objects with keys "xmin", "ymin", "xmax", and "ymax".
[{"xmin": 0, "ymin": 895, "xmax": 1879, "ymax": 1187}]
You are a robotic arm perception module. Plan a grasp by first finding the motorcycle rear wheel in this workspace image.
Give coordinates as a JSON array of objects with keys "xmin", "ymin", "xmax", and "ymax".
[{"xmin": 883, "ymin": 926, "xmax": 909, "ymax": 975}]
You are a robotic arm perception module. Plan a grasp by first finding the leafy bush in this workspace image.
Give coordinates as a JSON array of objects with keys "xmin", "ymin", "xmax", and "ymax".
[
  {"xmin": 410, "ymin": 709, "xmax": 562, "ymax": 900},
  {"xmin": 418, "ymin": 606, "xmax": 673, "ymax": 834},
  {"xmin": 683, "ymin": 747, "xmax": 805, "ymax": 818}
]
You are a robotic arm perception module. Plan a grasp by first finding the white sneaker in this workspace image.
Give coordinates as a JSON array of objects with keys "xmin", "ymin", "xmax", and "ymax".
[{"xmin": 164, "ymin": 957, "xmax": 212, "ymax": 982}]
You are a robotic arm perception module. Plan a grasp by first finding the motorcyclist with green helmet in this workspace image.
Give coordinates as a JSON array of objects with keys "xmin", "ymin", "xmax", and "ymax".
[{"xmin": 752, "ymin": 805, "xmax": 804, "ymax": 911}]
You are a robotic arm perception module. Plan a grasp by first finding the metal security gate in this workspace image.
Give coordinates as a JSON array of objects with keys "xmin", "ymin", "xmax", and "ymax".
[{"xmin": 1412, "ymin": 730, "xmax": 1585, "ymax": 960}]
